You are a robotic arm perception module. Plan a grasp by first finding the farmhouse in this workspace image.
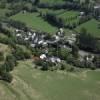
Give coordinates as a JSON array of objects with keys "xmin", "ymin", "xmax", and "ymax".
[
  {"xmin": 79, "ymin": 12, "xmax": 85, "ymax": 16},
  {"xmin": 45, "ymin": 56, "xmax": 61, "ymax": 64},
  {"xmin": 16, "ymin": 33, "xmax": 22, "ymax": 37},
  {"xmin": 40, "ymin": 54, "xmax": 47, "ymax": 60}
]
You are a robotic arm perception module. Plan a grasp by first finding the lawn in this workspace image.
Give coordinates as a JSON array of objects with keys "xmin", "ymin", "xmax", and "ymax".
[
  {"xmin": 10, "ymin": 12, "xmax": 72, "ymax": 36},
  {"xmin": 76, "ymin": 19, "xmax": 100, "ymax": 38},
  {"xmin": 0, "ymin": 60, "xmax": 100, "ymax": 100},
  {"xmin": 57, "ymin": 10, "xmax": 80, "ymax": 25},
  {"xmin": 10, "ymin": 12, "xmax": 58, "ymax": 34},
  {"xmin": 38, "ymin": 8, "xmax": 65, "ymax": 15}
]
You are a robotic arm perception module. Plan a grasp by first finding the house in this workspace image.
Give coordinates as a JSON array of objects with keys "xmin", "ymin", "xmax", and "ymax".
[
  {"xmin": 32, "ymin": 32, "xmax": 36, "ymax": 40},
  {"xmin": 49, "ymin": 56, "xmax": 56, "ymax": 63},
  {"xmin": 54, "ymin": 35, "xmax": 60, "ymax": 41},
  {"xmin": 24, "ymin": 37, "xmax": 29, "ymax": 41},
  {"xmin": 16, "ymin": 33, "xmax": 22, "ymax": 37},
  {"xmin": 42, "ymin": 41, "xmax": 48, "ymax": 47},
  {"xmin": 15, "ymin": 29, "xmax": 23, "ymax": 33},
  {"xmin": 86, "ymin": 55, "xmax": 94, "ymax": 62},
  {"xmin": 30, "ymin": 43, "xmax": 36, "ymax": 48},
  {"xmin": 34, "ymin": 37, "xmax": 38, "ymax": 43},
  {"xmin": 28, "ymin": 32, "xmax": 32, "ymax": 36},
  {"xmin": 49, "ymin": 56, "xmax": 61, "ymax": 63},
  {"xmin": 57, "ymin": 28, "xmax": 64, "ymax": 37},
  {"xmin": 38, "ymin": 40, "xmax": 44, "ymax": 45},
  {"xmin": 80, "ymin": 12, "xmax": 85, "ymax": 16},
  {"xmin": 40, "ymin": 54, "xmax": 47, "ymax": 60},
  {"xmin": 56, "ymin": 58, "xmax": 61, "ymax": 63}
]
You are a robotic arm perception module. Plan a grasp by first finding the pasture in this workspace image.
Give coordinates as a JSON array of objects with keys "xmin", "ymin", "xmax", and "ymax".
[
  {"xmin": 76, "ymin": 19, "xmax": 100, "ymax": 37},
  {"xmin": 10, "ymin": 12, "xmax": 72, "ymax": 35},
  {"xmin": 0, "ymin": 60, "xmax": 100, "ymax": 100},
  {"xmin": 10, "ymin": 12, "xmax": 58, "ymax": 34},
  {"xmin": 57, "ymin": 10, "xmax": 79, "ymax": 25}
]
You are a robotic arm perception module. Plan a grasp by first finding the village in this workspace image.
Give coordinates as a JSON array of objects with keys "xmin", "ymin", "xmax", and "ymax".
[
  {"xmin": 15, "ymin": 26, "xmax": 95, "ymax": 69},
  {"xmin": 0, "ymin": 0, "xmax": 100, "ymax": 100}
]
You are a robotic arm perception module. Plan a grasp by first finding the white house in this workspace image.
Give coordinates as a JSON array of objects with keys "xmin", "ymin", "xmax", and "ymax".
[
  {"xmin": 32, "ymin": 32, "xmax": 36, "ymax": 40},
  {"xmin": 49, "ymin": 56, "xmax": 61, "ymax": 63},
  {"xmin": 56, "ymin": 58, "xmax": 61, "ymax": 63},
  {"xmin": 40, "ymin": 54, "xmax": 47, "ymax": 60},
  {"xmin": 15, "ymin": 29, "xmax": 22, "ymax": 33},
  {"xmin": 30, "ymin": 44, "xmax": 36, "ymax": 48},
  {"xmin": 34, "ymin": 38, "xmax": 38, "ymax": 43},
  {"xmin": 38, "ymin": 40, "xmax": 44, "ymax": 45},
  {"xmin": 54, "ymin": 35, "xmax": 60, "ymax": 41},
  {"xmin": 50, "ymin": 57, "xmax": 56, "ymax": 63},
  {"xmin": 28, "ymin": 32, "xmax": 32, "ymax": 36},
  {"xmin": 16, "ymin": 33, "xmax": 22, "ymax": 37},
  {"xmin": 24, "ymin": 37, "xmax": 29, "ymax": 41},
  {"xmin": 80, "ymin": 12, "xmax": 85, "ymax": 16},
  {"xmin": 42, "ymin": 41, "xmax": 48, "ymax": 47}
]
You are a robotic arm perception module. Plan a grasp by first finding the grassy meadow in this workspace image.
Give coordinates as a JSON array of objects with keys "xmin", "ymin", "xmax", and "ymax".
[
  {"xmin": 76, "ymin": 19, "xmax": 100, "ymax": 37},
  {"xmin": 0, "ymin": 60, "xmax": 100, "ymax": 100},
  {"xmin": 11, "ymin": 12, "xmax": 58, "ymax": 34},
  {"xmin": 57, "ymin": 10, "xmax": 79, "ymax": 25},
  {"xmin": 10, "ymin": 11, "xmax": 72, "ymax": 35}
]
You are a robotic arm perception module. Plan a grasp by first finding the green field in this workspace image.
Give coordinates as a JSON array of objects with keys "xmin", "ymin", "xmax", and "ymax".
[
  {"xmin": 38, "ymin": 8, "xmax": 65, "ymax": 15},
  {"xmin": 57, "ymin": 10, "xmax": 79, "ymax": 25},
  {"xmin": 39, "ymin": 9, "xmax": 79, "ymax": 25},
  {"xmin": 11, "ymin": 12, "xmax": 58, "ymax": 34},
  {"xmin": 76, "ymin": 19, "xmax": 100, "ymax": 37},
  {"xmin": 10, "ymin": 12, "xmax": 72, "ymax": 35},
  {"xmin": 0, "ymin": 60, "xmax": 100, "ymax": 100}
]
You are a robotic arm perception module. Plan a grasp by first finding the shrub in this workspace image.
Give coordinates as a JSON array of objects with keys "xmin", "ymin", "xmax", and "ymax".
[
  {"xmin": 1, "ymin": 72, "xmax": 13, "ymax": 83},
  {"xmin": 0, "ymin": 51, "xmax": 4, "ymax": 61}
]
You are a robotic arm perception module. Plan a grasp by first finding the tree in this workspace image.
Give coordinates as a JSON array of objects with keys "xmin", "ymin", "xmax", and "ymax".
[
  {"xmin": 58, "ymin": 48, "xmax": 69, "ymax": 60},
  {"xmin": 93, "ymin": 55, "xmax": 100, "ymax": 68},
  {"xmin": 2, "ymin": 54, "xmax": 17, "ymax": 72},
  {"xmin": 41, "ymin": 61, "xmax": 48, "ymax": 71},
  {"xmin": 78, "ymin": 28, "xmax": 98, "ymax": 52},
  {"xmin": 34, "ymin": 0, "xmax": 40, "ymax": 5},
  {"xmin": 1, "ymin": 72, "xmax": 13, "ymax": 83},
  {"xmin": 72, "ymin": 44, "xmax": 79, "ymax": 58},
  {"xmin": 0, "ymin": 51, "xmax": 4, "ymax": 61},
  {"xmin": 85, "ymin": 0, "xmax": 90, "ymax": 4}
]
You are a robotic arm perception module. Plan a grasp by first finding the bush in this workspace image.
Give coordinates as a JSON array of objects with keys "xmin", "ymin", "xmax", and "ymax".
[
  {"xmin": 58, "ymin": 48, "xmax": 70, "ymax": 60},
  {"xmin": 12, "ymin": 46, "xmax": 31, "ymax": 60},
  {"xmin": 0, "ymin": 51, "xmax": 4, "ymax": 61},
  {"xmin": 1, "ymin": 72, "xmax": 13, "ymax": 83}
]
